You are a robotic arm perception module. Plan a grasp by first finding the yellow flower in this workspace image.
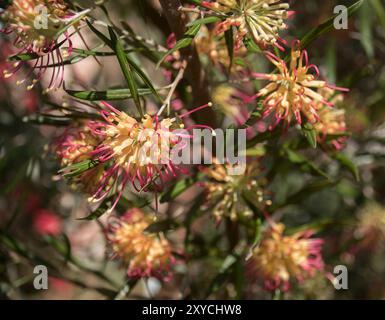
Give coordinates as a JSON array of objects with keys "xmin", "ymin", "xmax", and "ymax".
[
  {"xmin": 54, "ymin": 121, "xmax": 105, "ymax": 195},
  {"xmin": 55, "ymin": 123, "xmax": 99, "ymax": 167},
  {"xmin": 195, "ymin": 26, "xmax": 247, "ymax": 70},
  {"xmin": 91, "ymin": 101, "xmax": 186, "ymax": 194},
  {"xmin": 354, "ymin": 203, "xmax": 385, "ymax": 251},
  {"xmin": 313, "ymin": 87, "xmax": 347, "ymax": 149},
  {"xmin": 107, "ymin": 209, "xmax": 176, "ymax": 281},
  {"xmin": 253, "ymin": 40, "xmax": 348, "ymax": 129},
  {"xmin": 202, "ymin": 0, "xmax": 289, "ymax": 48},
  {"xmin": 202, "ymin": 160, "xmax": 271, "ymax": 222},
  {"xmin": 248, "ymin": 223, "xmax": 324, "ymax": 291},
  {"xmin": 1, "ymin": 0, "xmax": 68, "ymax": 53}
]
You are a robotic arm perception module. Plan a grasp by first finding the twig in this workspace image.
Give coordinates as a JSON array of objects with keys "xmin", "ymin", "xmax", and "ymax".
[
  {"xmin": 157, "ymin": 60, "xmax": 187, "ymax": 116},
  {"xmin": 159, "ymin": 0, "xmax": 217, "ymax": 127}
]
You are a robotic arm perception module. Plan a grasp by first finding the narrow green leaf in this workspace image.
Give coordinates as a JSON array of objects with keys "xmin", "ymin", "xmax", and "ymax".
[
  {"xmin": 300, "ymin": 0, "xmax": 364, "ymax": 49},
  {"xmin": 187, "ymin": 16, "xmax": 221, "ymax": 27},
  {"xmin": 66, "ymin": 88, "xmax": 153, "ymax": 101},
  {"xmin": 78, "ymin": 198, "xmax": 113, "ymax": 220},
  {"xmin": 60, "ymin": 159, "xmax": 100, "ymax": 178},
  {"xmin": 272, "ymin": 179, "xmax": 338, "ymax": 211},
  {"xmin": 55, "ymin": 9, "xmax": 91, "ymax": 38},
  {"xmin": 325, "ymin": 39, "xmax": 337, "ymax": 84},
  {"xmin": 86, "ymin": 20, "xmax": 113, "ymax": 47},
  {"xmin": 124, "ymin": 54, "xmax": 162, "ymax": 103},
  {"xmin": 114, "ymin": 279, "xmax": 139, "ymax": 300},
  {"xmin": 157, "ymin": 23, "xmax": 202, "ymax": 68},
  {"xmin": 144, "ymin": 219, "xmax": 179, "ymax": 234},
  {"xmin": 108, "ymin": 26, "xmax": 143, "ymax": 116},
  {"xmin": 160, "ymin": 176, "xmax": 198, "ymax": 203},
  {"xmin": 285, "ymin": 149, "xmax": 330, "ymax": 179},
  {"xmin": 224, "ymin": 27, "xmax": 234, "ymax": 72},
  {"xmin": 333, "ymin": 153, "xmax": 360, "ymax": 181},
  {"xmin": 205, "ymin": 254, "xmax": 238, "ymax": 298},
  {"xmin": 243, "ymin": 36, "xmax": 262, "ymax": 53},
  {"xmin": 370, "ymin": 0, "xmax": 385, "ymax": 32},
  {"xmin": 22, "ymin": 115, "xmax": 71, "ymax": 126},
  {"xmin": 359, "ymin": 1, "xmax": 374, "ymax": 58},
  {"xmin": 45, "ymin": 234, "xmax": 72, "ymax": 263},
  {"xmin": 302, "ymin": 123, "xmax": 318, "ymax": 149}
]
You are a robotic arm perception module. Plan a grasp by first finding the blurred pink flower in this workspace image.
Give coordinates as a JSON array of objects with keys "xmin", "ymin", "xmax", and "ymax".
[{"xmin": 33, "ymin": 209, "xmax": 62, "ymax": 236}]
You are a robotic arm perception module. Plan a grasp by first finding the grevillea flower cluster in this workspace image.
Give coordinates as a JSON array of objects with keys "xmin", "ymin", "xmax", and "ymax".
[
  {"xmin": 201, "ymin": 160, "xmax": 272, "ymax": 222},
  {"xmin": 353, "ymin": 203, "xmax": 385, "ymax": 252},
  {"xmin": 54, "ymin": 101, "xmax": 213, "ymax": 212},
  {"xmin": 0, "ymin": 0, "xmax": 87, "ymax": 90},
  {"xmin": 195, "ymin": 26, "xmax": 247, "ymax": 72},
  {"xmin": 252, "ymin": 41, "xmax": 348, "ymax": 129},
  {"xmin": 107, "ymin": 208, "xmax": 176, "ymax": 281},
  {"xmin": 87, "ymin": 102, "xmax": 188, "ymax": 200},
  {"xmin": 248, "ymin": 222, "xmax": 324, "ymax": 291},
  {"xmin": 313, "ymin": 87, "xmax": 347, "ymax": 150},
  {"xmin": 1, "ymin": 0, "xmax": 370, "ymax": 300},
  {"xmin": 201, "ymin": 0, "xmax": 290, "ymax": 49},
  {"xmin": 54, "ymin": 121, "xmax": 105, "ymax": 195},
  {"xmin": 55, "ymin": 122, "xmax": 100, "ymax": 167}
]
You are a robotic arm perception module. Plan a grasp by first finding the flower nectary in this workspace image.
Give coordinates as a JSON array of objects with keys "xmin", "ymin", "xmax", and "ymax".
[
  {"xmin": 253, "ymin": 40, "xmax": 348, "ymax": 129},
  {"xmin": 107, "ymin": 208, "xmax": 176, "ymax": 281},
  {"xmin": 248, "ymin": 222, "xmax": 324, "ymax": 291},
  {"xmin": 202, "ymin": 0, "xmax": 289, "ymax": 49}
]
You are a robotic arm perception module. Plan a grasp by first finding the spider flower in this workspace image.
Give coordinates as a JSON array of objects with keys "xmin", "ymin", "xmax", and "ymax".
[
  {"xmin": 252, "ymin": 41, "xmax": 348, "ymax": 129},
  {"xmin": 201, "ymin": 160, "xmax": 271, "ymax": 222},
  {"xmin": 87, "ymin": 101, "xmax": 212, "ymax": 210},
  {"xmin": 313, "ymin": 87, "xmax": 347, "ymax": 150},
  {"xmin": 202, "ymin": 0, "xmax": 290, "ymax": 49},
  {"xmin": 54, "ymin": 122, "xmax": 106, "ymax": 195},
  {"xmin": 354, "ymin": 203, "xmax": 385, "ymax": 252},
  {"xmin": 195, "ymin": 26, "xmax": 247, "ymax": 71},
  {"xmin": 55, "ymin": 122, "xmax": 100, "ymax": 167},
  {"xmin": 248, "ymin": 222, "xmax": 324, "ymax": 291},
  {"xmin": 0, "ymin": 0, "xmax": 88, "ymax": 90},
  {"xmin": 107, "ymin": 208, "xmax": 176, "ymax": 281},
  {"xmin": 212, "ymin": 85, "xmax": 267, "ymax": 137}
]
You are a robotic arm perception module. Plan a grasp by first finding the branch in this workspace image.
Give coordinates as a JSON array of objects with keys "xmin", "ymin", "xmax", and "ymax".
[{"xmin": 159, "ymin": 0, "xmax": 217, "ymax": 127}]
